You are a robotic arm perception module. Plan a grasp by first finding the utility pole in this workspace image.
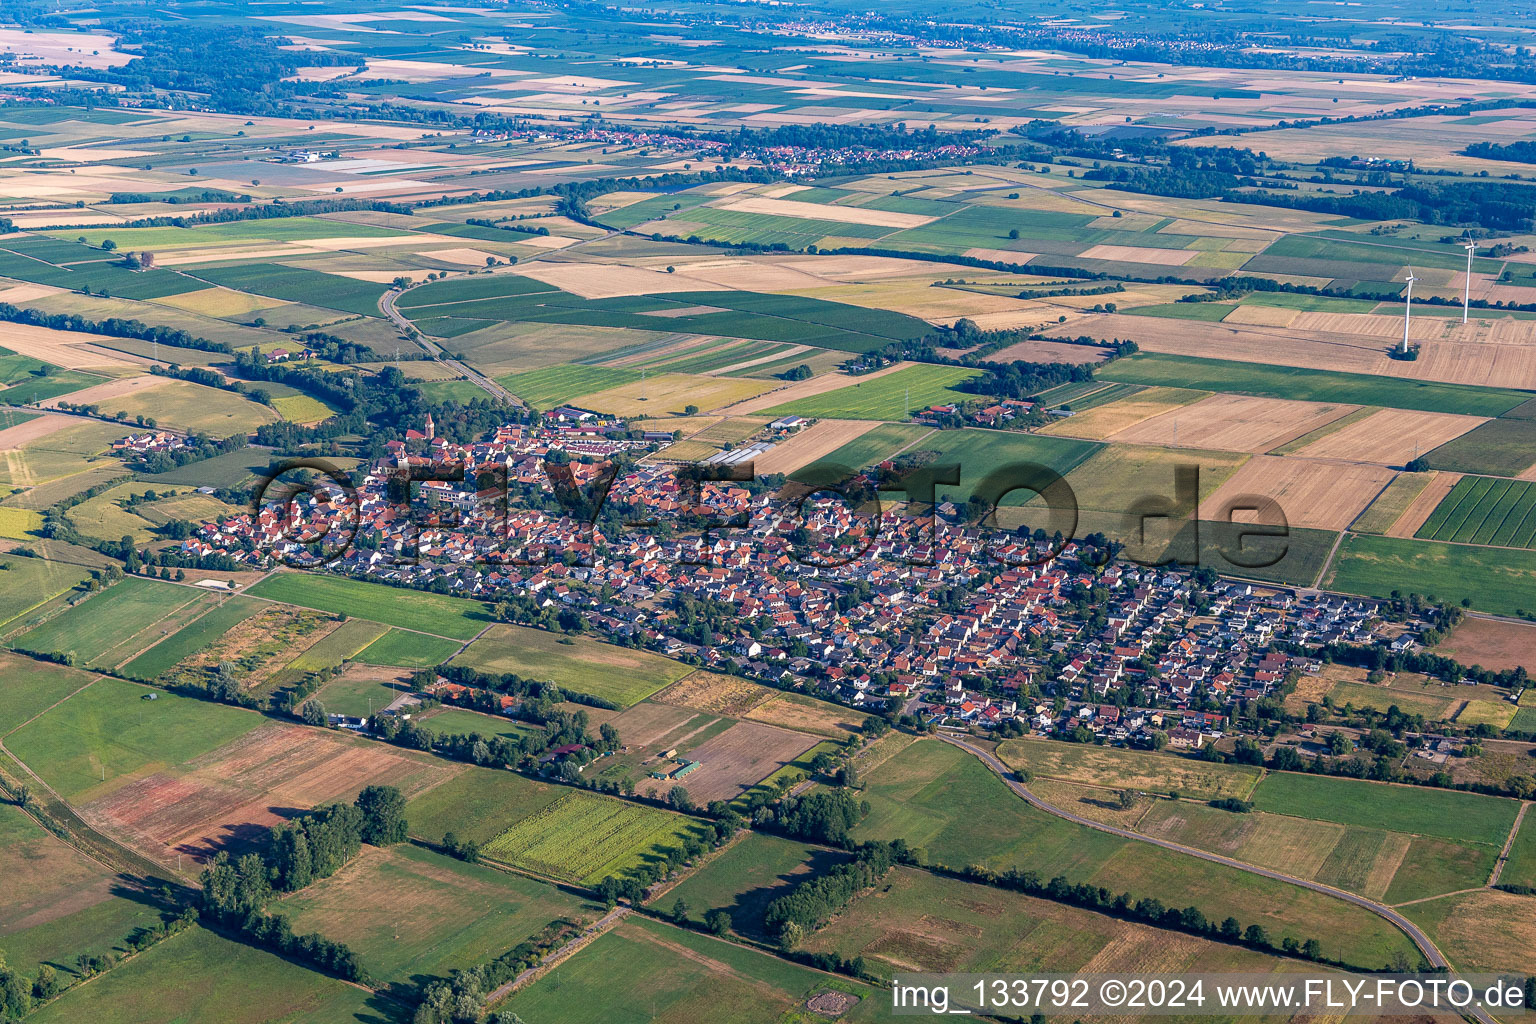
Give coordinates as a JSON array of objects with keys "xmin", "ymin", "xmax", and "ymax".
[
  {"xmin": 1462, "ymin": 241, "xmax": 1476, "ymax": 325},
  {"xmin": 1401, "ymin": 268, "xmax": 1419, "ymax": 354}
]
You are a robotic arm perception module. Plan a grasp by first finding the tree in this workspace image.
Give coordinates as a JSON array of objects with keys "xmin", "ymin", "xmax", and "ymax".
[
  {"xmin": 671, "ymin": 898, "xmax": 689, "ymax": 924},
  {"xmin": 355, "ymin": 785, "xmax": 407, "ymax": 846},
  {"xmin": 301, "ymin": 699, "xmax": 326, "ymax": 726},
  {"xmin": 667, "ymin": 786, "xmax": 694, "ymax": 813},
  {"xmin": 704, "ymin": 908, "xmax": 731, "ymax": 935},
  {"xmin": 100, "ymin": 238, "xmax": 117, "ymax": 251}
]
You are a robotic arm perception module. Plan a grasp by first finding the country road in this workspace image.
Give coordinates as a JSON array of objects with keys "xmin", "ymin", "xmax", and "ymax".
[
  {"xmin": 378, "ymin": 222, "xmax": 627, "ymax": 409},
  {"xmin": 377, "ymin": 287, "xmax": 524, "ymax": 407},
  {"xmin": 935, "ymin": 734, "xmax": 1503, "ymax": 1024}
]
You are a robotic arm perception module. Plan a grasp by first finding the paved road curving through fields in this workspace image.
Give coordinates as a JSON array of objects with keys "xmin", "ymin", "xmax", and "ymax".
[{"xmin": 935, "ymin": 734, "xmax": 1501, "ymax": 1024}]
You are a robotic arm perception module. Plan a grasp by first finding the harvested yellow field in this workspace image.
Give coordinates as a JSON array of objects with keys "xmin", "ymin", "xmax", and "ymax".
[
  {"xmin": 1198, "ymin": 456, "xmax": 1395, "ymax": 531},
  {"xmin": 1040, "ymin": 387, "xmax": 1207, "ymax": 440},
  {"xmin": 717, "ymin": 195, "xmax": 934, "ymax": 228},
  {"xmin": 1388, "ymin": 471, "xmax": 1463, "ymax": 538},
  {"xmin": 753, "ymin": 419, "xmax": 885, "ymax": 475},
  {"xmin": 1293, "ymin": 409, "xmax": 1487, "ymax": 465},
  {"xmin": 1078, "ymin": 243, "xmax": 1197, "ymax": 266},
  {"xmin": 1112, "ymin": 394, "xmax": 1360, "ymax": 454},
  {"xmin": 0, "ymin": 505, "xmax": 43, "ymax": 539},
  {"xmin": 569, "ymin": 373, "xmax": 774, "ymax": 417},
  {"xmin": 157, "ymin": 287, "xmax": 284, "ymax": 316},
  {"xmin": 653, "ymin": 670, "xmax": 773, "ymax": 717},
  {"xmin": 1415, "ymin": 889, "xmax": 1536, "ymax": 974},
  {"xmin": 105, "ymin": 379, "xmax": 280, "ymax": 437},
  {"xmin": 0, "ymin": 412, "xmax": 76, "ymax": 449},
  {"xmin": 986, "ymin": 339, "xmax": 1112, "ymax": 364},
  {"xmin": 1221, "ymin": 304, "xmax": 1298, "ymax": 327}
]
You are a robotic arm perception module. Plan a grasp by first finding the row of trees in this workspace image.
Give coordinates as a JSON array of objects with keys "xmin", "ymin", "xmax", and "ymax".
[{"xmin": 763, "ymin": 841, "xmax": 905, "ymax": 948}]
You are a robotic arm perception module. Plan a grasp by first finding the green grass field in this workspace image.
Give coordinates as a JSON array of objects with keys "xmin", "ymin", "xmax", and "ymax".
[
  {"xmin": 802, "ymin": 865, "xmax": 1292, "ymax": 983},
  {"xmin": 1250, "ymin": 772, "xmax": 1519, "ymax": 846},
  {"xmin": 1326, "ymin": 535, "xmax": 1536, "ymax": 617},
  {"xmin": 483, "ymin": 791, "xmax": 711, "ymax": 884},
  {"xmin": 449, "ymin": 623, "xmax": 691, "ymax": 707},
  {"xmin": 1099, "ymin": 353, "xmax": 1529, "ymax": 416},
  {"xmin": 496, "ymin": 363, "xmax": 644, "ymax": 408},
  {"xmin": 997, "ymin": 738, "xmax": 1261, "ymax": 800},
  {"xmin": 762, "ymin": 364, "xmax": 986, "ymax": 420},
  {"xmin": 1352, "ymin": 473, "xmax": 1432, "ymax": 534},
  {"xmin": 0, "ymin": 651, "xmax": 97, "ymax": 735},
  {"xmin": 312, "ymin": 670, "xmax": 416, "ymax": 720},
  {"xmin": 1423, "ymin": 417, "xmax": 1536, "ymax": 477},
  {"xmin": 117, "ymin": 597, "xmax": 262, "ymax": 680},
  {"xmin": 5, "ymin": 676, "xmax": 261, "ymax": 801},
  {"xmin": 0, "ymin": 555, "xmax": 94, "ymax": 629},
  {"xmin": 1500, "ymin": 811, "xmax": 1536, "ymax": 889},
  {"xmin": 354, "ymin": 627, "xmax": 463, "ymax": 669},
  {"xmin": 1416, "ymin": 475, "xmax": 1536, "ymax": 549},
  {"xmin": 247, "ymin": 572, "xmax": 492, "ymax": 640},
  {"xmin": 499, "ymin": 916, "xmax": 882, "ymax": 1024},
  {"xmin": 278, "ymin": 618, "xmax": 390, "ymax": 676},
  {"xmin": 26, "ymin": 926, "xmax": 387, "ymax": 1024},
  {"xmin": 276, "ymin": 843, "xmax": 598, "ymax": 987},
  {"xmin": 14, "ymin": 577, "xmax": 203, "ymax": 667},
  {"xmin": 0, "ymin": 800, "xmax": 168, "ymax": 978}
]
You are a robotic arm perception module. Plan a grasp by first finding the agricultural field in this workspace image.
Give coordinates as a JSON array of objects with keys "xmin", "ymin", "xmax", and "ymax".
[
  {"xmin": 449, "ymin": 623, "xmax": 691, "ymax": 707},
  {"xmin": 761, "ymin": 363, "xmax": 984, "ymax": 420},
  {"xmin": 499, "ymin": 916, "xmax": 883, "ymax": 1024},
  {"xmin": 1249, "ymin": 772, "xmax": 1521, "ymax": 846},
  {"xmin": 101, "ymin": 379, "xmax": 279, "ymax": 437},
  {"xmin": 1415, "ymin": 475, "xmax": 1536, "ymax": 549},
  {"xmin": 0, "ymin": 651, "xmax": 96, "ymax": 734},
  {"xmin": 1326, "ymin": 535, "xmax": 1536, "ymax": 617},
  {"xmin": 117, "ymin": 597, "xmax": 263, "ymax": 680},
  {"xmin": 1501, "ymin": 812, "xmax": 1536, "ymax": 890},
  {"xmin": 25, "ymin": 926, "xmax": 388, "ymax": 1024},
  {"xmin": 13, "ymin": 577, "xmax": 209, "ymax": 669},
  {"xmin": 3, "ymin": 676, "xmax": 262, "ymax": 803},
  {"xmin": 480, "ymin": 791, "xmax": 711, "ymax": 884},
  {"xmin": 1352, "ymin": 472, "xmax": 1433, "ymax": 535},
  {"xmin": 275, "ymin": 843, "xmax": 598, "ymax": 987},
  {"xmin": 246, "ymin": 572, "xmax": 492, "ymax": 640},
  {"xmin": 651, "ymin": 832, "xmax": 845, "ymax": 937},
  {"xmin": 854, "ymin": 740, "xmax": 1418, "ymax": 967},
  {"xmin": 272, "ymin": 617, "xmax": 389, "ymax": 679},
  {"xmin": 354, "ymin": 627, "xmax": 464, "ymax": 669},
  {"xmin": 801, "ymin": 866, "xmax": 1295, "ymax": 982},
  {"xmin": 78, "ymin": 720, "xmax": 458, "ymax": 867},
  {"xmin": 1435, "ymin": 616, "xmax": 1536, "ymax": 674},
  {"xmin": 807, "ymin": 421, "xmax": 934, "ymax": 471},
  {"xmin": 0, "ymin": 555, "xmax": 94, "ymax": 629},
  {"xmin": 1403, "ymin": 889, "xmax": 1536, "ymax": 975},
  {"xmin": 1099, "ymin": 354, "xmax": 1530, "ymax": 417},
  {"xmin": 636, "ymin": 720, "xmax": 820, "ymax": 803},
  {"xmin": 0, "ymin": 799, "xmax": 169, "ymax": 979},
  {"xmin": 997, "ymin": 738, "xmax": 1262, "ymax": 800}
]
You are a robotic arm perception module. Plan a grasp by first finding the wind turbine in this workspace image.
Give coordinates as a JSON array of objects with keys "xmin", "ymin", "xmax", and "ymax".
[
  {"xmin": 1462, "ymin": 241, "xmax": 1476, "ymax": 324},
  {"xmin": 1401, "ymin": 267, "xmax": 1419, "ymax": 355}
]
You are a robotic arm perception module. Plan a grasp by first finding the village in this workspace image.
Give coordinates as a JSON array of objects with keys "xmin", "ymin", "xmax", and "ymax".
[{"xmin": 172, "ymin": 411, "xmax": 1449, "ymax": 753}]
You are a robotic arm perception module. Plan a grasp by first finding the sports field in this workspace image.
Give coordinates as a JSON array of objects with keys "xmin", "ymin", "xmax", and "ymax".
[
  {"xmin": 1250, "ymin": 772, "xmax": 1520, "ymax": 846},
  {"xmin": 247, "ymin": 572, "xmax": 492, "ymax": 640},
  {"xmin": 449, "ymin": 623, "xmax": 691, "ymax": 707},
  {"xmin": 354, "ymin": 626, "xmax": 463, "ymax": 668}
]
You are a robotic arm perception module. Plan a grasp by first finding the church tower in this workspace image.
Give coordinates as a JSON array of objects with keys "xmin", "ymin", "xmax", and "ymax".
[{"xmin": 424, "ymin": 412, "xmax": 435, "ymax": 440}]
